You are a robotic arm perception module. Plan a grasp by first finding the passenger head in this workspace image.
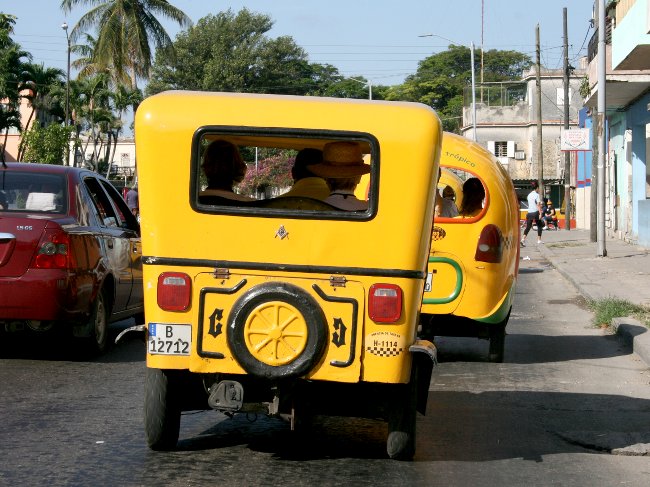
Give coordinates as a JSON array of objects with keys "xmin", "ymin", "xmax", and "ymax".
[
  {"xmin": 309, "ymin": 141, "xmax": 370, "ymax": 179},
  {"xmin": 442, "ymin": 185, "xmax": 455, "ymax": 199},
  {"xmin": 202, "ymin": 140, "xmax": 247, "ymax": 191},
  {"xmin": 292, "ymin": 148, "xmax": 323, "ymax": 182},
  {"xmin": 459, "ymin": 177, "xmax": 485, "ymax": 216}
]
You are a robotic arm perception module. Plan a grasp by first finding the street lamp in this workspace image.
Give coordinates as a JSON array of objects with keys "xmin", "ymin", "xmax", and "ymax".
[
  {"xmin": 61, "ymin": 22, "xmax": 70, "ymax": 128},
  {"xmin": 62, "ymin": 22, "xmax": 71, "ymax": 166},
  {"xmin": 344, "ymin": 76, "xmax": 372, "ymax": 100},
  {"xmin": 418, "ymin": 34, "xmax": 477, "ymax": 141}
]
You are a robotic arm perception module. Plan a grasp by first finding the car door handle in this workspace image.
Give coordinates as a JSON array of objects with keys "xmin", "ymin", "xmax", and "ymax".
[{"xmin": 107, "ymin": 238, "xmax": 114, "ymax": 249}]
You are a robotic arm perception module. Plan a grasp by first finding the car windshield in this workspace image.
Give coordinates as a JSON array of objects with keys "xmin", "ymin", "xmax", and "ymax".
[{"xmin": 0, "ymin": 171, "xmax": 67, "ymax": 214}]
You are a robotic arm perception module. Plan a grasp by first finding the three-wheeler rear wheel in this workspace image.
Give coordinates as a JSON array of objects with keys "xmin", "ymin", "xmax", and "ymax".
[
  {"xmin": 386, "ymin": 362, "xmax": 419, "ymax": 460},
  {"xmin": 144, "ymin": 368, "xmax": 181, "ymax": 450}
]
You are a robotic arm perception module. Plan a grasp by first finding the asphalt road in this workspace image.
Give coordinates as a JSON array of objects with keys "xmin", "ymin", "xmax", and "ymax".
[{"xmin": 1, "ymin": 251, "xmax": 649, "ymax": 486}]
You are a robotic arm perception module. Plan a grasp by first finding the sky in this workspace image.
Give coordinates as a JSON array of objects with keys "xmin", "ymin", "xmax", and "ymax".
[{"xmin": 5, "ymin": 0, "xmax": 595, "ymax": 87}]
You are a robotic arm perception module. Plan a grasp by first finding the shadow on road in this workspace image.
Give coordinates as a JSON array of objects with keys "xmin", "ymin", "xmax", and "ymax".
[{"xmin": 435, "ymin": 332, "xmax": 631, "ymax": 365}]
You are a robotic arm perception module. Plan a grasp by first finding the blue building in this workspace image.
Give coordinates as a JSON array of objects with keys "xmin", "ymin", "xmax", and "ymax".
[{"xmin": 584, "ymin": 0, "xmax": 650, "ymax": 246}]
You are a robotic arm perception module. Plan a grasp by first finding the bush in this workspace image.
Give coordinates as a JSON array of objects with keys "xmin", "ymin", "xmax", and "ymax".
[{"xmin": 20, "ymin": 122, "xmax": 73, "ymax": 165}]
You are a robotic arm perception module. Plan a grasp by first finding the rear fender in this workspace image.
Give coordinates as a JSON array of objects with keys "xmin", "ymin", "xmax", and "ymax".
[{"xmin": 409, "ymin": 340, "xmax": 437, "ymax": 415}]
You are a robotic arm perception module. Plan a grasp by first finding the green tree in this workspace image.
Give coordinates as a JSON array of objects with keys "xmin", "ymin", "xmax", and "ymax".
[
  {"xmin": 147, "ymin": 9, "xmax": 331, "ymax": 96},
  {"xmin": 0, "ymin": 13, "xmax": 31, "ymax": 162},
  {"xmin": 18, "ymin": 63, "xmax": 66, "ymax": 160},
  {"xmin": 61, "ymin": 0, "xmax": 191, "ymax": 110},
  {"xmin": 386, "ymin": 45, "xmax": 531, "ymax": 132},
  {"xmin": 20, "ymin": 122, "xmax": 73, "ymax": 164}
]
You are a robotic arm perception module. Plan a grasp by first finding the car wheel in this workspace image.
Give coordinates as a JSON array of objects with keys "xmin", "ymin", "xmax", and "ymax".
[
  {"xmin": 387, "ymin": 362, "xmax": 418, "ymax": 460},
  {"xmin": 488, "ymin": 313, "xmax": 509, "ymax": 363},
  {"xmin": 227, "ymin": 283, "xmax": 328, "ymax": 380},
  {"xmin": 144, "ymin": 368, "xmax": 181, "ymax": 451},
  {"xmin": 82, "ymin": 289, "xmax": 109, "ymax": 355}
]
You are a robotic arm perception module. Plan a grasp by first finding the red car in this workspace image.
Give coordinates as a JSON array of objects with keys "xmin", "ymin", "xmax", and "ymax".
[{"xmin": 0, "ymin": 163, "xmax": 143, "ymax": 353}]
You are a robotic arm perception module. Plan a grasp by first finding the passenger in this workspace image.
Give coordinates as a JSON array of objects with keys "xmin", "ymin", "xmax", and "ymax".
[
  {"xmin": 199, "ymin": 140, "xmax": 255, "ymax": 201},
  {"xmin": 309, "ymin": 141, "xmax": 370, "ymax": 211},
  {"xmin": 0, "ymin": 190, "xmax": 7, "ymax": 210},
  {"xmin": 437, "ymin": 185, "xmax": 459, "ymax": 218},
  {"xmin": 281, "ymin": 148, "xmax": 329, "ymax": 200},
  {"xmin": 458, "ymin": 177, "xmax": 485, "ymax": 218}
]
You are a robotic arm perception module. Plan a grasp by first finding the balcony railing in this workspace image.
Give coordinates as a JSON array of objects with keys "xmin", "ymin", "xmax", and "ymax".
[
  {"xmin": 463, "ymin": 82, "xmax": 528, "ymax": 107},
  {"xmin": 588, "ymin": 16, "xmax": 614, "ymax": 63}
]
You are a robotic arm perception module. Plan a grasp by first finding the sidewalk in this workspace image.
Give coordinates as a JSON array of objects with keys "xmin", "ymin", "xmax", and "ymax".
[{"xmin": 523, "ymin": 228, "xmax": 650, "ymax": 365}]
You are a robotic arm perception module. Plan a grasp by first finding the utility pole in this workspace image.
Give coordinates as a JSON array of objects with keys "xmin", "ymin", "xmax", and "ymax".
[
  {"xmin": 536, "ymin": 25, "xmax": 544, "ymax": 196},
  {"xmin": 597, "ymin": 0, "xmax": 607, "ymax": 256},
  {"xmin": 562, "ymin": 8, "xmax": 572, "ymax": 230},
  {"xmin": 471, "ymin": 42, "xmax": 477, "ymax": 141}
]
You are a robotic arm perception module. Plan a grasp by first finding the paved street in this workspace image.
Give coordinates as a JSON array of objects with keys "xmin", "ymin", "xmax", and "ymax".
[{"xmin": 1, "ymin": 246, "xmax": 650, "ymax": 486}]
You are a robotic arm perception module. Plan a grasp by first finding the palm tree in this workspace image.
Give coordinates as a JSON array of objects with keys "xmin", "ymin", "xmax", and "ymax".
[
  {"xmin": 60, "ymin": 1, "xmax": 191, "ymax": 112},
  {"xmin": 20, "ymin": 64, "xmax": 65, "ymax": 131},
  {"xmin": 105, "ymin": 84, "xmax": 141, "ymax": 176},
  {"xmin": 1, "ymin": 14, "xmax": 32, "ymax": 163}
]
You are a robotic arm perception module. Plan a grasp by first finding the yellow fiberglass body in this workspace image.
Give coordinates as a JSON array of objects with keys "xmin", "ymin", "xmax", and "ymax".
[
  {"xmin": 420, "ymin": 132, "xmax": 520, "ymax": 362},
  {"xmin": 136, "ymin": 91, "xmax": 441, "ymax": 459}
]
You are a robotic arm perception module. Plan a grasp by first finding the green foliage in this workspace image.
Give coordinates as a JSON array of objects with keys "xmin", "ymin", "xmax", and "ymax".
[
  {"xmin": 146, "ymin": 8, "xmax": 343, "ymax": 96},
  {"xmin": 0, "ymin": 13, "xmax": 31, "ymax": 139},
  {"xmin": 20, "ymin": 122, "xmax": 73, "ymax": 164},
  {"xmin": 588, "ymin": 298, "xmax": 650, "ymax": 329},
  {"xmin": 579, "ymin": 75, "xmax": 590, "ymax": 99},
  {"xmin": 386, "ymin": 45, "xmax": 532, "ymax": 133},
  {"xmin": 61, "ymin": 0, "xmax": 192, "ymax": 90}
]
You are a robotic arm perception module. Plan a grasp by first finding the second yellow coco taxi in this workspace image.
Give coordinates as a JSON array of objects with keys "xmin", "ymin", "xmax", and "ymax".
[{"xmin": 420, "ymin": 132, "xmax": 520, "ymax": 362}]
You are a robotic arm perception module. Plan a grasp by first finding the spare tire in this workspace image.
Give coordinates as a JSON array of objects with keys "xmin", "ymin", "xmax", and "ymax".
[{"xmin": 227, "ymin": 282, "xmax": 328, "ymax": 379}]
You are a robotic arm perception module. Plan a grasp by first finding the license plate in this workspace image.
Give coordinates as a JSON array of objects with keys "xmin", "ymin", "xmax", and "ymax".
[
  {"xmin": 148, "ymin": 323, "xmax": 191, "ymax": 356},
  {"xmin": 424, "ymin": 272, "xmax": 433, "ymax": 292}
]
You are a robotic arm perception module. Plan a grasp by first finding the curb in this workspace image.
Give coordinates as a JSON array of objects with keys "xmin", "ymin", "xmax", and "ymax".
[
  {"xmin": 611, "ymin": 317, "xmax": 650, "ymax": 367},
  {"xmin": 534, "ymin": 245, "xmax": 650, "ymax": 366}
]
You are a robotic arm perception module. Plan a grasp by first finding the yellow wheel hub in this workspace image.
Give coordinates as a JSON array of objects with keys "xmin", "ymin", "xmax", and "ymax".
[{"xmin": 243, "ymin": 301, "xmax": 309, "ymax": 366}]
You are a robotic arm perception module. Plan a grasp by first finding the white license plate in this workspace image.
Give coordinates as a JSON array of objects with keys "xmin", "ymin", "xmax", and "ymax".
[
  {"xmin": 424, "ymin": 272, "xmax": 433, "ymax": 292},
  {"xmin": 148, "ymin": 323, "xmax": 191, "ymax": 356}
]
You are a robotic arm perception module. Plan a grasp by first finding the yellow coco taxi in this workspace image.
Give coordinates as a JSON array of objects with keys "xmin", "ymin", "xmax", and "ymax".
[
  {"xmin": 135, "ymin": 91, "xmax": 442, "ymax": 460},
  {"xmin": 420, "ymin": 132, "xmax": 520, "ymax": 362}
]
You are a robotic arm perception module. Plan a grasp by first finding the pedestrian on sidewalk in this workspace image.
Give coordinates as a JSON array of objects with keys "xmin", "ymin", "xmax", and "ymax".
[{"xmin": 521, "ymin": 181, "xmax": 543, "ymax": 246}]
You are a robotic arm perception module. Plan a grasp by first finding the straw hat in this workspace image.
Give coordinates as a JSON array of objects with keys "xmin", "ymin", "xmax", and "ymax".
[{"xmin": 309, "ymin": 142, "xmax": 371, "ymax": 178}]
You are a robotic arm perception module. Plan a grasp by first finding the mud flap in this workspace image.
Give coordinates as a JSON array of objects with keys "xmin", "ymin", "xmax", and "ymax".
[{"xmin": 409, "ymin": 339, "xmax": 437, "ymax": 415}]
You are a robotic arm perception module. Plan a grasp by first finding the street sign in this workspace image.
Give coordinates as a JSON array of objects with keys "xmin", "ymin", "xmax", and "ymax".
[{"xmin": 560, "ymin": 128, "xmax": 591, "ymax": 151}]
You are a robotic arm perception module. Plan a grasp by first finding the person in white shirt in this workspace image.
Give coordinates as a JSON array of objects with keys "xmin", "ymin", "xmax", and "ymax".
[{"xmin": 520, "ymin": 180, "xmax": 543, "ymax": 246}]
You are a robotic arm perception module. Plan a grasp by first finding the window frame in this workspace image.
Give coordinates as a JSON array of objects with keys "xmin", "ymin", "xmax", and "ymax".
[{"xmin": 189, "ymin": 126, "xmax": 380, "ymax": 222}]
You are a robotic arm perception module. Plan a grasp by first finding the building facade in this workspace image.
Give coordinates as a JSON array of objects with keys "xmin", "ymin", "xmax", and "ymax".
[
  {"xmin": 584, "ymin": 0, "xmax": 650, "ymax": 245},
  {"xmin": 460, "ymin": 65, "xmax": 586, "ymax": 211}
]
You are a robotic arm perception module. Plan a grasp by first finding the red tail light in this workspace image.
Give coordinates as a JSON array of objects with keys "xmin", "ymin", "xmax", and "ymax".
[
  {"xmin": 30, "ymin": 229, "xmax": 72, "ymax": 269},
  {"xmin": 157, "ymin": 272, "xmax": 191, "ymax": 311},
  {"xmin": 369, "ymin": 284, "xmax": 403, "ymax": 323},
  {"xmin": 475, "ymin": 224, "xmax": 503, "ymax": 263}
]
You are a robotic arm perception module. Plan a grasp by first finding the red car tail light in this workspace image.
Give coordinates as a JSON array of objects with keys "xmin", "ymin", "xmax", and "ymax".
[
  {"xmin": 30, "ymin": 230, "xmax": 72, "ymax": 269},
  {"xmin": 369, "ymin": 283, "xmax": 403, "ymax": 323},
  {"xmin": 475, "ymin": 224, "xmax": 503, "ymax": 263},
  {"xmin": 157, "ymin": 272, "xmax": 191, "ymax": 311}
]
